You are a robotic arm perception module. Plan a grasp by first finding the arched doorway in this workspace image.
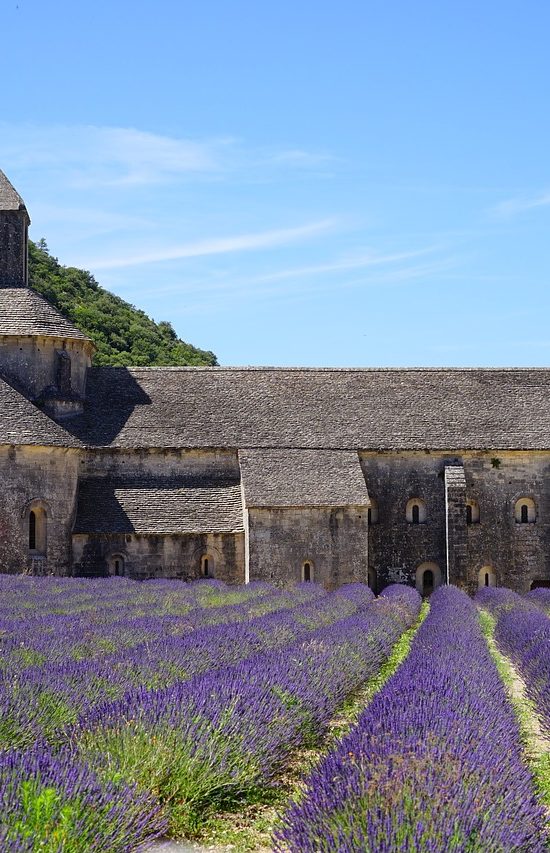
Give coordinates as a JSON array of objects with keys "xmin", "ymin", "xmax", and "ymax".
[
  {"xmin": 302, "ymin": 560, "xmax": 314, "ymax": 582},
  {"xmin": 108, "ymin": 554, "xmax": 125, "ymax": 576},
  {"xmin": 415, "ymin": 562, "xmax": 441, "ymax": 596}
]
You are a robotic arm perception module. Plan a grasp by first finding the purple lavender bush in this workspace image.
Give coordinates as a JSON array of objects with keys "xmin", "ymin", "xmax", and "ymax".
[
  {"xmin": 477, "ymin": 586, "xmax": 550, "ymax": 737},
  {"xmin": 72, "ymin": 586, "xmax": 421, "ymax": 835},
  {"xmin": 275, "ymin": 586, "xmax": 548, "ymax": 852},
  {"xmin": 0, "ymin": 744, "xmax": 166, "ymax": 852}
]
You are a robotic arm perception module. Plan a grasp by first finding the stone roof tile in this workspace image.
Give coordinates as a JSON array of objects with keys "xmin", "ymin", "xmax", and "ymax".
[
  {"xmin": 240, "ymin": 448, "xmax": 369, "ymax": 507},
  {"xmin": 0, "ymin": 374, "xmax": 82, "ymax": 448},
  {"xmin": 0, "ymin": 171, "xmax": 27, "ymax": 213},
  {"xmin": 0, "ymin": 289, "xmax": 90, "ymax": 341},
  {"xmin": 67, "ymin": 366, "xmax": 550, "ymax": 451},
  {"xmin": 74, "ymin": 476, "xmax": 244, "ymax": 534}
]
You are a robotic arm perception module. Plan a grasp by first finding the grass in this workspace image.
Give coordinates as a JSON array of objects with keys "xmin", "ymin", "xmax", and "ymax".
[
  {"xmin": 194, "ymin": 601, "xmax": 430, "ymax": 851},
  {"xmin": 478, "ymin": 608, "xmax": 550, "ymax": 810}
]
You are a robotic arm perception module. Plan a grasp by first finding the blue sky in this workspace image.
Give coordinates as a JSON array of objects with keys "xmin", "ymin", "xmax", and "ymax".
[{"xmin": 1, "ymin": 1, "xmax": 549, "ymax": 366}]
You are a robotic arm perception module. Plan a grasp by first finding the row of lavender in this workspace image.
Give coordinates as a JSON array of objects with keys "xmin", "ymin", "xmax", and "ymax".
[
  {"xmin": 277, "ymin": 586, "xmax": 548, "ymax": 852},
  {"xmin": 476, "ymin": 586, "xmax": 550, "ymax": 738},
  {"xmin": 0, "ymin": 581, "xmax": 373, "ymax": 747},
  {"xmin": 0, "ymin": 576, "xmax": 421, "ymax": 850}
]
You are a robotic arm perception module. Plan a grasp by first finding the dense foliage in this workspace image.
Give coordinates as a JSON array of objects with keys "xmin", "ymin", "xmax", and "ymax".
[{"xmin": 28, "ymin": 240, "xmax": 217, "ymax": 367}]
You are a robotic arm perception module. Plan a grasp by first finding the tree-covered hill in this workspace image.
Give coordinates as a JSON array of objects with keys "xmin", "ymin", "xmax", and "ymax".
[{"xmin": 28, "ymin": 240, "xmax": 217, "ymax": 367}]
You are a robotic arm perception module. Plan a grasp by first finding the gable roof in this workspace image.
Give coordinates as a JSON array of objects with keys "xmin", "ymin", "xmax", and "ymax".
[
  {"xmin": 0, "ymin": 170, "xmax": 28, "ymax": 214},
  {"xmin": 74, "ymin": 476, "xmax": 244, "ymax": 534},
  {"xmin": 66, "ymin": 366, "xmax": 550, "ymax": 452},
  {"xmin": 0, "ymin": 374, "xmax": 82, "ymax": 448},
  {"xmin": 239, "ymin": 448, "xmax": 369, "ymax": 507},
  {"xmin": 0, "ymin": 289, "xmax": 91, "ymax": 341}
]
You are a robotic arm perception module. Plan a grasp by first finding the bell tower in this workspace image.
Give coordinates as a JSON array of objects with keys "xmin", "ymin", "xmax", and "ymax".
[
  {"xmin": 0, "ymin": 169, "xmax": 30, "ymax": 289},
  {"xmin": 0, "ymin": 169, "xmax": 94, "ymax": 415}
]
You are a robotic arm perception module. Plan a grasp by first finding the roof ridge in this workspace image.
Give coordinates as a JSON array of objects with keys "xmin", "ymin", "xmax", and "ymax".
[{"xmin": 89, "ymin": 365, "xmax": 550, "ymax": 373}]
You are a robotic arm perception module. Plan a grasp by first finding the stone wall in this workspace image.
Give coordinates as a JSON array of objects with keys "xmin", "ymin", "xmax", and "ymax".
[
  {"xmin": 0, "ymin": 336, "xmax": 92, "ymax": 403},
  {"xmin": 246, "ymin": 506, "xmax": 369, "ymax": 589},
  {"xmin": 362, "ymin": 450, "xmax": 550, "ymax": 594},
  {"xmin": 80, "ymin": 447, "xmax": 240, "ymax": 479},
  {"xmin": 0, "ymin": 211, "xmax": 27, "ymax": 288},
  {"xmin": 72, "ymin": 530, "xmax": 245, "ymax": 583},
  {"xmin": 0, "ymin": 445, "xmax": 79, "ymax": 575}
]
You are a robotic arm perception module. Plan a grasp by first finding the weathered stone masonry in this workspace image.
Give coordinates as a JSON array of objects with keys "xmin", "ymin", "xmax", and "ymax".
[{"xmin": 0, "ymin": 168, "xmax": 549, "ymax": 594}]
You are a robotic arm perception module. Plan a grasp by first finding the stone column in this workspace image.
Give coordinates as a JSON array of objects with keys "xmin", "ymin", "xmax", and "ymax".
[{"xmin": 444, "ymin": 465, "xmax": 468, "ymax": 589}]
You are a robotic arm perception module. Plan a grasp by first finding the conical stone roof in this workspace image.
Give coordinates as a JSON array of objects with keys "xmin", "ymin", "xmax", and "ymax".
[
  {"xmin": 0, "ymin": 169, "xmax": 29, "ymax": 215},
  {"xmin": 0, "ymin": 288, "xmax": 91, "ymax": 342}
]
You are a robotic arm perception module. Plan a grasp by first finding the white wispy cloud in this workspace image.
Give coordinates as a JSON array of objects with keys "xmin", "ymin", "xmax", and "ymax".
[
  {"xmin": 83, "ymin": 219, "xmax": 337, "ymax": 269},
  {"xmin": 0, "ymin": 124, "xmax": 226, "ymax": 188},
  {"xmin": 490, "ymin": 190, "xmax": 550, "ymax": 218}
]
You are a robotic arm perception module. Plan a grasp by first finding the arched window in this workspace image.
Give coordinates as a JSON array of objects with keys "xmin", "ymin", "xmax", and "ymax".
[
  {"xmin": 108, "ymin": 554, "xmax": 125, "ymax": 577},
  {"xmin": 478, "ymin": 566, "xmax": 496, "ymax": 588},
  {"xmin": 28, "ymin": 506, "xmax": 47, "ymax": 555},
  {"xmin": 201, "ymin": 554, "xmax": 214, "ymax": 578},
  {"xmin": 515, "ymin": 498, "xmax": 536, "ymax": 524},
  {"xmin": 302, "ymin": 560, "xmax": 313, "ymax": 582},
  {"xmin": 406, "ymin": 499, "xmax": 427, "ymax": 524},
  {"xmin": 367, "ymin": 500, "xmax": 379, "ymax": 525},
  {"xmin": 415, "ymin": 562, "xmax": 441, "ymax": 596},
  {"xmin": 466, "ymin": 500, "xmax": 480, "ymax": 524}
]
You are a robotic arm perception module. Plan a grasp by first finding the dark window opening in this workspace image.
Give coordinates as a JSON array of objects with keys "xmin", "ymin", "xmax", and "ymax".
[
  {"xmin": 203, "ymin": 558, "xmax": 209, "ymax": 577},
  {"xmin": 521, "ymin": 504, "xmax": 529, "ymax": 524},
  {"xmin": 466, "ymin": 505, "xmax": 472, "ymax": 525},
  {"xmin": 422, "ymin": 569, "xmax": 434, "ymax": 596},
  {"xmin": 412, "ymin": 504, "xmax": 420, "ymax": 525},
  {"xmin": 367, "ymin": 508, "xmax": 371, "ymax": 524},
  {"xmin": 56, "ymin": 350, "xmax": 72, "ymax": 395},
  {"xmin": 484, "ymin": 572, "xmax": 490, "ymax": 587},
  {"xmin": 29, "ymin": 511, "xmax": 36, "ymax": 550},
  {"xmin": 303, "ymin": 562, "xmax": 311, "ymax": 582},
  {"xmin": 531, "ymin": 579, "xmax": 550, "ymax": 590}
]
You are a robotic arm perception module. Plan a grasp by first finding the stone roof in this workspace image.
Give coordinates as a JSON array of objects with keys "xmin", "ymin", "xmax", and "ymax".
[
  {"xmin": 240, "ymin": 448, "xmax": 369, "ymax": 507},
  {"xmin": 74, "ymin": 476, "xmax": 244, "ymax": 534},
  {"xmin": 0, "ymin": 170, "xmax": 28, "ymax": 214},
  {"xmin": 0, "ymin": 374, "xmax": 82, "ymax": 448},
  {"xmin": 0, "ymin": 289, "xmax": 91, "ymax": 341},
  {"xmin": 65, "ymin": 366, "xmax": 550, "ymax": 451}
]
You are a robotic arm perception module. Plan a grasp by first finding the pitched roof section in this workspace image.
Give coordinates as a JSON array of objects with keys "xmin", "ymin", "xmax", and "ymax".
[
  {"xmin": 68, "ymin": 366, "xmax": 550, "ymax": 452},
  {"xmin": 240, "ymin": 449, "xmax": 369, "ymax": 507},
  {"xmin": 0, "ymin": 170, "xmax": 28, "ymax": 214},
  {"xmin": 0, "ymin": 375, "xmax": 82, "ymax": 448},
  {"xmin": 0, "ymin": 289, "xmax": 91, "ymax": 341},
  {"xmin": 74, "ymin": 476, "xmax": 244, "ymax": 534}
]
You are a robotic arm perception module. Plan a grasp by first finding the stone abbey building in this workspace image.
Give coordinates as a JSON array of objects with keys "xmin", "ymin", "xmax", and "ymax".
[{"xmin": 0, "ymin": 169, "xmax": 549, "ymax": 596}]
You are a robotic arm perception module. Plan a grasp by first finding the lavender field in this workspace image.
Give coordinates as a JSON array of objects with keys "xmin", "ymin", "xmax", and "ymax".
[{"xmin": 0, "ymin": 576, "xmax": 548, "ymax": 852}]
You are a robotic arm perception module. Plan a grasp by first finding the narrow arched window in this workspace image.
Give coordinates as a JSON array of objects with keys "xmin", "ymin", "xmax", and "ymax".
[
  {"xmin": 28, "ymin": 506, "xmax": 47, "ymax": 555},
  {"xmin": 406, "ymin": 499, "xmax": 427, "ymax": 524},
  {"xmin": 515, "ymin": 498, "xmax": 536, "ymax": 524},
  {"xmin": 415, "ymin": 562, "xmax": 441, "ymax": 596},
  {"xmin": 478, "ymin": 566, "xmax": 496, "ymax": 589},
  {"xmin": 201, "ymin": 554, "xmax": 214, "ymax": 578},
  {"xmin": 29, "ymin": 511, "xmax": 36, "ymax": 550}
]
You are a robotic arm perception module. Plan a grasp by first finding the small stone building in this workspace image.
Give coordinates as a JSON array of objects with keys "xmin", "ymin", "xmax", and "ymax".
[{"xmin": 1, "ymin": 169, "xmax": 549, "ymax": 595}]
